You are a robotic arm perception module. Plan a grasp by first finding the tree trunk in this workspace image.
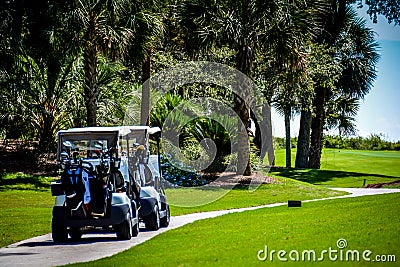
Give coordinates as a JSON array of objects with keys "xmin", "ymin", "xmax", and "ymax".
[
  {"xmin": 259, "ymin": 103, "xmax": 275, "ymax": 166},
  {"xmin": 308, "ymin": 0, "xmax": 347, "ymax": 167},
  {"xmin": 295, "ymin": 109, "xmax": 311, "ymax": 168},
  {"xmin": 38, "ymin": 57, "xmax": 59, "ymax": 152},
  {"xmin": 140, "ymin": 54, "xmax": 151, "ymax": 126},
  {"xmin": 235, "ymin": 46, "xmax": 253, "ymax": 176},
  {"xmin": 284, "ymin": 107, "xmax": 291, "ymax": 168},
  {"xmin": 83, "ymin": 14, "xmax": 99, "ymax": 127},
  {"xmin": 234, "ymin": 94, "xmax": 251, "ymax": 176},
  {"xmin": 308, "ymin": 87, "xmax": 326, "ymax": 169},
  {"xmin": 251, "ymin": 109, "xmax": 261, "ymax": 153},
  {"xmin": 38, "ymin": 112, "xmax": 55, "ymax": 152}
]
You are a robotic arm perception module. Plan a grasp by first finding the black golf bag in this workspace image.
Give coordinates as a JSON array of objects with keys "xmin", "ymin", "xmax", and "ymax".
[
  {"xmin": 61, "ymin": 162, "xmax": 111, "ymax": 218},
  {"xmin": 60, "ymin": 164, "xmax": 87, "ymax": 218}
]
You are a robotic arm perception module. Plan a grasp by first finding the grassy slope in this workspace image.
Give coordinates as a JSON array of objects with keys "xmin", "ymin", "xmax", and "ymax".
[
  {"xmin": 271, "ymin": 149, "xmax": 400, "ymax": 187},
  {"xmin": 72, "ymin": 193, "xmax": 400, "ymax": 267}
]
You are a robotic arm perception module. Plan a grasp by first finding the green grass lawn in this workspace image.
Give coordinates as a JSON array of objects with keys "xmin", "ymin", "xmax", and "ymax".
[
  {"xmin": 0, "ymin": 172, "xmax": 55, "ymax": 191},
  {"xmin": 167, "ymin": 177, "xmax": 345, "ymax": 215},
  {"xmin": 1, "ymin": 149, "xmax": 398, "ymax": 256},
  {"xmin": 0, "ymin": 190, "xmax": 53, "ymax": 247},
  {"xmin": 271, "ymin": 149, "xmax": 400, "ymax": 187},
  {"xmin": 0, "ymin": 172, "xmax": 55, "ymax": 247},
  {"xmin": 0, "ymin": 171, "xmax": 345, "ymax": 248},
  {"xmin": 71, "ymin": 193, "xmax": 400, "ymax": 267}
]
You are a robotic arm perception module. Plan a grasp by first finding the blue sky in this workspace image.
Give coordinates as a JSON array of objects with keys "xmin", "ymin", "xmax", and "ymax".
[{"xmin": 272, "ymin": 6, "xmax": 400, "ymax": 141}]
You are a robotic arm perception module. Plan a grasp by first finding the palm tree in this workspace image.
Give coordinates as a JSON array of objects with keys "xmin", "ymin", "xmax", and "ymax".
[
  {"xmin": 179, "ymin": 0, "xmax": 315, "ymax": 174},
  {"xmin": 273, "ymin": 81, "xmax": 301, "ymax": 168},
  {"xmin": 179, "ymin": 0, "xmax": 322, "ymax": 171},
  {"xmin": 326, "ymin": 95, "xmax": 360, "ymax": 137},
  {"xmin": 150, "ymin": 92, "xmax": 183, "ymax": 129},
  {"xmin": 178, "ymin": 0, "xmax": 262, "ymax": 175},
  {"xmin": 13, "ymin": 52, "xmax": 78, "ymax": 150},
  {"xmin": 129, "ymin": 5, "xmax": 164, "ymax": 126},
  {"xmin": 295, "ymin": 43, "xmax": 341, "ymax": 168},
  {"xmin": 260, "ymin": 0, "xmax": 317, "ymax": 168},
  {"xmin": 0, "ymin": 0, "xmax": 78, "ymax": 150},
  {"xmin": 335, "ymin": 8, "xmax": 380, "ymax": 100},
  {"xmin": 96, "ymin": 57, "xmax": 138, "ymax": 126},
  {"xmin": 308, "ymin": 6, "xmax": 379, "ymax": 168},
  {"xmin": 304, "ymin": 0, "xmax": 394, "ymax": 168},
  {"xmin": 67, "ymin": 0, "xmax": 134, "ymax": 127}
]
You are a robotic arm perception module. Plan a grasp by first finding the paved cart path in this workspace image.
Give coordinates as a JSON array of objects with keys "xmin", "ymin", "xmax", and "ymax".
[{"xmin": 0, "ymin": 188, "xmax": 399, "ymax": 267}]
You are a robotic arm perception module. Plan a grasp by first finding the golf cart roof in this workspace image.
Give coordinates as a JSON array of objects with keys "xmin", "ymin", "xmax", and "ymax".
[{"xmin": 57, "ymin": 126, "xmax": 161, "ymax": 137}]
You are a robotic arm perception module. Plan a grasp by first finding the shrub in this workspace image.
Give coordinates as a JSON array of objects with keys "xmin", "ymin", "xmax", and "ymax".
[
  {"xmin": 160, "ymin": 154, "xmax": 206, "ymax": 187},
  {"xmin": 323, "ymin": 134, "xmax": 399, "ymax": 151}
]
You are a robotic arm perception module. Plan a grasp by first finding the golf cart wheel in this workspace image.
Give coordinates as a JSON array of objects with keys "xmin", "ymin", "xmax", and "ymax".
[
  {"xmin": 115, "ymin": 213, "xmax": 132, "ymax": 240},
  {"xmin": 144, "ymin": 205, "xmax": 160, "ymax": 231},
  {"xmin": 52, "ymin": 221, "xmax": 68, "ymax": 243},
  {"xmin": 105, "ymin": 195, "xmax": 112, "ymax": 218},
  {"xmin": 160, "ymin": 204, "xmax": 170, "ymax": 227},
  {"xmin": 132, "ymin": 221, "xmax": 139, "ymax": 237},
  {"xmin": 69, "ymin": 227, "xmax": 82, "ymax": 241}
]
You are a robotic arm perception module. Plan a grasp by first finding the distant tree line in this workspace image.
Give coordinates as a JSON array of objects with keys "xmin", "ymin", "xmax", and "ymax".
[
  {"xmin": 275, "ymin": 134, "xmax": 400, "ymax": 151},
  {"xmin": 324, "ymin": 134, "xmax": 400, "ymax": 151}
]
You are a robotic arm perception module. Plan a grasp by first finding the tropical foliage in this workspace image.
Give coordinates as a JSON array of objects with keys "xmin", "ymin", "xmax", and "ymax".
[{"xmin": 1, "ymin": 0, "xmax": 397, "ymax": 174}]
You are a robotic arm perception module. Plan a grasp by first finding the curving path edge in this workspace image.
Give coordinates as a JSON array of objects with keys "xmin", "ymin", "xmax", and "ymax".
[{"xmin": 0, "ymin": 188, "xmax": 399, "ymax": 267}]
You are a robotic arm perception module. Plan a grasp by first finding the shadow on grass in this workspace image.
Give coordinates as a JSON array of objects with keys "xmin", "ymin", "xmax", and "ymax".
[
  {"xmin": 270, "ymin": 167, "xmax": 400, "ymax": 185},
  {"xmin": 0, "ymin": 173, "xmax": 52, "ymax": 192}
]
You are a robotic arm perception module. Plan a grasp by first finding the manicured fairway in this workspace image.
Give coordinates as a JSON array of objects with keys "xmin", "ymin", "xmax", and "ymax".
[
  {"xmin": 0, "ymin": 172, "xmax": 345, "ymax": 247},
  {"xmin": 272, "ymin": 149, "xmax": 400, "ymax": 187},
  {"xmin": 71, "ymin": 193, "xmax": 400, "ymax": 267},
  {"xmin": 0, "ymin": 172, "xmax": 54, "ymax": 247},
  {"xmin": 0, "ymin": 190, "xmax": 53, "ymax": 247},
  {"xmin": 1, "ymin": 149, "xmax": 398, "ymax": 249},
  {"xmin": 166, "ymin": 177, "xmax": 345, "ymax": 215}
]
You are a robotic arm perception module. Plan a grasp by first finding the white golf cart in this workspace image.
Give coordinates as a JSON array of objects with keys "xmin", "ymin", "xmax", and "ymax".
[{"xmin": 51, "ymin": 126, "xmax": 169, "ymax": 242}]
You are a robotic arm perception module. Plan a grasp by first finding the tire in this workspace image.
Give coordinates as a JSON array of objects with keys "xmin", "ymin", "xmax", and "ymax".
[
  {"xmin": 115, "ymin": 213, "xmax": 132, "ymax": 240},
  {"xmin": 160, "ymin": 204, "xmax": 170, "ymax": 227},
  {"xmin": 132, "ymin": 221, "xmax": 139, "ymax": 237},
  {"xmin": 52, "ymin": 221, "xmax": 68, "ymax": 243},
  {"xmin": 105, "ymin": 193, "xmax": 112, "ymax": 217},
  {"xmin": 69, "ymin": 227, "xmax": 82, "ymax": 241},
  {"xmin": 130, "ymin": 201, "xmax": 139, "ymax": 237},
  {"xmin": 144, "ymin": 205, "xmax": 160, "ymax": 231}
]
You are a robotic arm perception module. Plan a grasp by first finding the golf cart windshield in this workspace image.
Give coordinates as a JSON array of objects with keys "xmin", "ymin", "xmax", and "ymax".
[
  {"xmin": 57, "ymin": 131, "xmax": 118, "ymax": 161},
  {"xmin": 61, "ymin": 139, "xmax": 111, "ymax": 159},
  {"xmin": 56, "ymin": 126, "xmax": 161, "ymax": 174}
]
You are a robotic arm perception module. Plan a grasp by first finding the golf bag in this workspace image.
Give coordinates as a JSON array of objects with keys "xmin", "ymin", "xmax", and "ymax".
[
  {"xmin": 60, "ymin": 165, "xmax": 87, "ymax": 218},
  {"xmin": 61, "ymin": 163, "xmax": 111, "ymax": 218}
]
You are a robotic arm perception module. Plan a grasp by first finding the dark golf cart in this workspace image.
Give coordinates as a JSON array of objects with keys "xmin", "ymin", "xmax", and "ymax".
[
  {"xmin": 51, "ymin": 126, "xmax": 169, "ymax": 242},
  {"xmin": 139, "ymin": 154, "xmax": 170, "ymax": 230}
]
